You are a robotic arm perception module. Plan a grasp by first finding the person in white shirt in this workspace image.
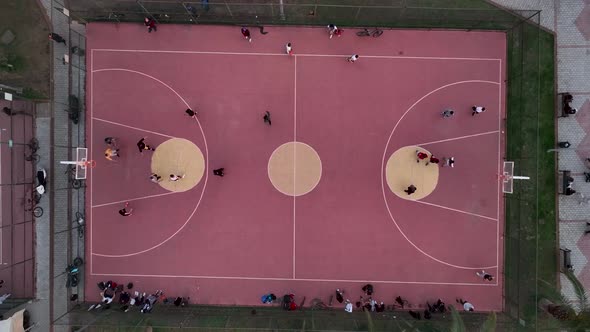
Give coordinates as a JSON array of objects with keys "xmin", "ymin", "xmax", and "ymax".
[
  {"xmin": 327, "ymin": 24, "xmax": 337, "ymax": 38},
  {"xmin": 344, "ymin": 299, "xmax": 353, "ymax": 313},
  {"xmin": 456, "ymin": 298, "xmax": 475, "ymax": 311},
  {"xmin": 285, "ymin": 43, "xmax": 293, "ymax": 55},
  {"xmin": 169, "ymin": 174, "xmax": 185, "ymax": 182},
  {"xmin": 472, "ymin": 106, "xmax": 486, "ymax": 116},
  {"xmin": 347, "ymin": 54, "xmax": 359, "ymax": 63}
]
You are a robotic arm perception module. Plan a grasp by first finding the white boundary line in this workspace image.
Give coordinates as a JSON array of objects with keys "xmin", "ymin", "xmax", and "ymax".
[
  {"xmin": 92, "ymin": 48, "xmax": 501, "ymax": 62},
  {"xmin": 93, "ymin": 117, "xmax": 175, "ymax": 139},
  {"xmin": 381, "ymin": 79, "xmax": 501, "ymax": 270},
  {"xmin": 412, "ymin": 200, "xmax": 498, "ymax": 222},
  {"xmin": 89, "ymin": 51, "xmax": 502, "ymax": 284},
  {"xmin": 92, "ymin": 191, "xmax": 180, "ymax": 208},
  {"xmin": 90, "ymin": 67, "xmax": 210, "ymax": 258},
  {"xmin": 90, "ymin": 49, "xmax": 94, "ymax": 274},
  {"xmin": 292, "ymin": 56, "xmax": 297, "ymax": 279},
  {"xmin": 414, "ymin": 130, "xmax": 499, "ymax": 147},
  {"xmin": 90, "ymin": 272, "xmax": 497, "ymax": 287},
  {"xmin": 496, "ymin": 60, "xmax": 502, "ymax": 273}
]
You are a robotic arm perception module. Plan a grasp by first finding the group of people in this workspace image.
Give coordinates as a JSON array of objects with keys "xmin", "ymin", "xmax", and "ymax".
[
  {"xmin": 260, "ymin": 273, "xmax": 493, "ymax": 315},
  {"xmin": 88, "ymin": 280, "xmax": 188, "ymax": 313}
]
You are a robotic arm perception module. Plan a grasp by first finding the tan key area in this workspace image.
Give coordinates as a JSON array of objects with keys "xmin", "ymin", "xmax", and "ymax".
[
  {"xmin": 268, "ymin": 142, "xmax": 322, "ymax": 197},
  {"xmin": 385, "ymin": 146, "xmax": 439, "ymax": 200},
  {"xmin": 151, "ymin": 138, "xmax": 205, "ymax": 192}
]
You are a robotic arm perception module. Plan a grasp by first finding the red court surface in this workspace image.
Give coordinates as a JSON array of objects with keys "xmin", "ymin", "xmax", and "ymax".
[{"xmin": 86, "ymin": 23, "xmax": 506, "ymax": 311}]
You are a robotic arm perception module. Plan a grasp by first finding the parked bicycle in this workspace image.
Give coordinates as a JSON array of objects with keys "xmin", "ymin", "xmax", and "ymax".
[
  {"xmin": 356, "ymin": 28, "xmax": 384, "ymax": 38},
  {"xmin": 24, "ymin": 190, "xmax": 43, "ymax": 218},
  {"xmin": 66, "ymin": 257, "xmax": 84, "ymax": 288},
  {"xmin": 65, "ymin": 95, "xmax": 80, "ymax": 124},
  {"xmin": 65, "ymin": 165, "xmax": 82, "ymax": 189},
  {"xmin": 25, "ymin": 138, "xmax": 40, "ymax": 162}
]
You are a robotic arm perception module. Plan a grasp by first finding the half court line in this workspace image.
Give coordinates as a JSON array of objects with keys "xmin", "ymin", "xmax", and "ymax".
[
  {"xmin": 93, "ymin": 117, "xmax": 175, "ymax": 139},
  {"xmin": 92, "ymin": 191, "xmax": 181, "ymax": 208},
  {"xmin": 90, "ymin": 272, "xmax": 499, "ymax": 287},
  {"xmin": 412, "ymin": 200, "xmax": 498, "ymax": 222},
  {"xmin": 93, "ymin": 48, "xmax": 502, "ymax": 62},
  {"xmin": 414, "ymin": 130, "xmax": 499, "ymax": 147}
]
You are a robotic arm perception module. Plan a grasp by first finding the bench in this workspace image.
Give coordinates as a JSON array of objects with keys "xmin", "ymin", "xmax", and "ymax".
[
  {"xmin": 560, "ymin": 170, "xmax": 574, "ymax": 195},
  {"xmin": 560, "ymin": 248, "xmax": 573, "ymax": 272}
]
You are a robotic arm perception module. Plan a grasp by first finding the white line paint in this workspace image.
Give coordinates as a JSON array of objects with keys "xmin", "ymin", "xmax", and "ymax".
[
  {"xmin": 497, "ymin": 60, "xmax": 502, "ymax": 272},
  {"xmin": 90, "ymin": 49, "xmax": 94, "ymax": 274},
  {"xmin": 411, "ymin": 200, "xmax": 498, "ymax": 222},
  {"xmin": 92, "ymin": 191, "xmax": 180, "ymax": 208},
  {"xmin": 414, "ymin": 130, "xmax": 499, "ymax": 147},
  {"xmin": 381, "ymin": 80, "xmax": 502, "ymax": 270},
  {"xmin": 292, "ymin": 56, "xmax": 297, "ymax": 279},
  {"xmin": 89, "ymin": 272, "xmax": 498, "ymax": 287},
  {"xmin": 92, "ymin": 48, "xmax": 501, "ymax": 62},
  {"xmin": 90, "ymin": 67, "xmax": 210, "ymax": 258},
  {"xmin": 93, "ymin": 117, "xmax": 175, "ymax": 139}
]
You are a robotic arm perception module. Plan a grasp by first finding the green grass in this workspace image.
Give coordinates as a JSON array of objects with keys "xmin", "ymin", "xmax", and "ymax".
[{"xmin": 504, "ymin": 20, "xmax": 557, "ymax": 329}]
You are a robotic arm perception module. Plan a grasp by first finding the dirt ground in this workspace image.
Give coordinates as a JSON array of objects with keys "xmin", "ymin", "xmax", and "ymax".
[{"xmin": 0, "ymin": 0, "xmax": 50, "ymax": 99}]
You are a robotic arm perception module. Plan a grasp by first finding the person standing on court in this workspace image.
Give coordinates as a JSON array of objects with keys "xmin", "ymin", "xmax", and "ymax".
[
  {"xmin": 416, "ymin": 151, "xmax": 428, "ymax": 163},
  {"xmin": 442, "ymin": 157, "xmax": 455, "ymax": 168},
  {"xmin": 213, "ymin": 168, "xmax": 225, "ymax": 177},
  {"xmin": 119, "ymin": 202, "xmax": 133, "ymax": 216},
  {"xmin": 137, "ymin": 137, "xmax": 156, "ymax": 153},
  {"xmin": 185, "ymin": 108, "xmax": 197, "ymax": 118},
  {"xmin": 104, "ymin": 147, "xmax": 119, "ymax": 161},
  {"xmin": 169, "ymin": 174, "xmax": 184, "ymax": 182},
  {"xmin": 404, "ymin": 185, "xmax": 417, "ymax": 195},
  {"xmin": 476, "ymin": 270, "xmax": 494, "ymax": 281},
  {"xmin": 263, "ymin": 111, "xmax": 271, "ymax": 126},
  {"xmin": 327, "ymin": 24, "xmax": 338, "ymax": 39},
  {"xmin": 150, "ymin": 174, "xmax": 162, "ymax": 183},
  {"xmin": 285, "ymin": 42, "xmax": 293, "ymax": 56},
  {"xmin": 456, "ymin": 298, "xmax": 475, "ymax": 311},
  {"xmin": 49, "ymin": 32, "xmax": 66, "ymax": 45},
  {"xmin": 441, "ymin": 109, "xmax": 454, "ymax": 118},
  {"xmin": 347, "ymin": 54, "xmax": 359, "ymax": 63},
  {"xmin": 241, "ymin": 27, "xmax": 252, "ymax": 42},
  {"xmin": 472, "ymin": 105, "xmax": 486, "ymax": 116},
  {"xmin": 144, "ymin": 17, "xmax": 157, "ymax": 33},
  {"xmin": 335, "ymin": 289, "xmax": 344, "ymax": 303}
]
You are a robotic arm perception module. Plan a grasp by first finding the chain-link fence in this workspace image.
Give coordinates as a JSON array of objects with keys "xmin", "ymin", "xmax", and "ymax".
[
  {"xmin": 504, "ymin": 10, "xmax": 557, "ymax": 331},
  {"xmin": 66, "ymin": 0, "xmax": 529, "ymax": 29},
  {"xmin": 48, "ymin": 0, "xmax": 87, "ymax": 327},
  {"xmin": 42, "ymin": 0, "xmax": 556, "ymax": 330}
]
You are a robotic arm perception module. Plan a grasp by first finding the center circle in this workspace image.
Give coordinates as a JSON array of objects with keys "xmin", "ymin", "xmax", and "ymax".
[
  {"xmin": 151, "ymin": 138, "xmax": 205, "ymax": 192},
  {"xmin": 385, "ymin": 146, "xmax": 439, "ymax": 200},
  {"xmin": 268, "ymin": 142, "xmax": 322, "ymax": 196}
]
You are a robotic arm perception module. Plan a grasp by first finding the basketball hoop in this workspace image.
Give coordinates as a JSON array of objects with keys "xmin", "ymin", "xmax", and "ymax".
[{"xmin": 79, "ymin": 159, "xmax": 96, "ymax": 169}]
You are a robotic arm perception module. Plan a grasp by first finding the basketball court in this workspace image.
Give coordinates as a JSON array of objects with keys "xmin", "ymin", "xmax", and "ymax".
[{"xmin": 85, "ymin": 23, "xmax": 506, "ymax": 310}]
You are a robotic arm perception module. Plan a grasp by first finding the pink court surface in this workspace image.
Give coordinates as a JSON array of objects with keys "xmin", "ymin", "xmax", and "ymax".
[{"xmin": 86, "ymin": 23, "xmax": 506, "ymax": 311}]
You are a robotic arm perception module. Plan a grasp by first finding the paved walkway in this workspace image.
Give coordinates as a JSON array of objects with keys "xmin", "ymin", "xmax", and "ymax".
[{"xmin": 492, "ymin": 0, "xmax": 590, "ymax": 306}]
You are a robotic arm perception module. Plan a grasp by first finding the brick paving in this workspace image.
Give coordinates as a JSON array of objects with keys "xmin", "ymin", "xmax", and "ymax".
[{"xmin": 491, "ymin": 0, "xmax": 590, "ymax": 306}]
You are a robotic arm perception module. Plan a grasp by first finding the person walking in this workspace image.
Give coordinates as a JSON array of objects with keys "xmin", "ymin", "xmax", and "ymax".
[
  {"xmin": 426, "ymin": 155, "xmax": 440, "ymax": 166},
  {"xmin": 104, "ymin": 147, "xmax": 120, "ymax": 161},
  {"xmin": 416, "ymin": 150, "xmax": 428, "ymax": 163},
  {"xmin": 150, "ymin": 174, "xmax": 162, "ymax": 183},
  {"xmin": 472, "ymin": 106, "xmax": 486, "ymax": 116},
  {"xmin": 263, "ymin": 111, "xmax": 271, "ymax": 125},
  {"xmin": 144, "ymin": 17, "xmax": 157, "ymax": 33},
  {"xmin": 241, "ymin": 27, "xmax": 252, "ymax": 42},
  {"xmin": 441, "ymin": 109, "xmax": 454, "ymax": 118},
  {"xmin": 104, "ymin": 137, "xmax": 117, "ymax": 147},
  {"xmin": 119, "ymin": 202, "xmax": 133, "ymax": 216},
  {"xmin": 476, "ymin": 270, "xmax": 494, "ymax": 281},
  {"xmin": 404, "ymin": 185, "xmax": 417, "ymax": 195},
  {"xmin": 456, "ymin": 298, "xmax": 475, "ymax": 311},
  {"xmin": 169, "ymin": 174, "xmax": 185, "ymax": 182},
  {"xmin": 285, "ymin": 42, "xmax": 293, "ymax": 56},
  {"xmin": 442, "ymin": 157, "xmax": 455, "ymax": 168},
  {"xmin": 137, "ymin": 137, "xmax": 156, "ymax": 153},
  {"xmin": 185, "ymin": 108, "xmax": 197, "ymax": 118},
  {"xmin": 213, "ymin": 168, "xmax": 224, "ymax": 177},
  {"xmin": 49, "ymin": 32, "xmax": 66, "ymax": 45},
  {"xmin": 347, "ymin": 54, "xmax": 359, "ymax": 63},
  {"xmin": 335, "ymin": 289, "xmax": 344, "ymax": 303}
]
